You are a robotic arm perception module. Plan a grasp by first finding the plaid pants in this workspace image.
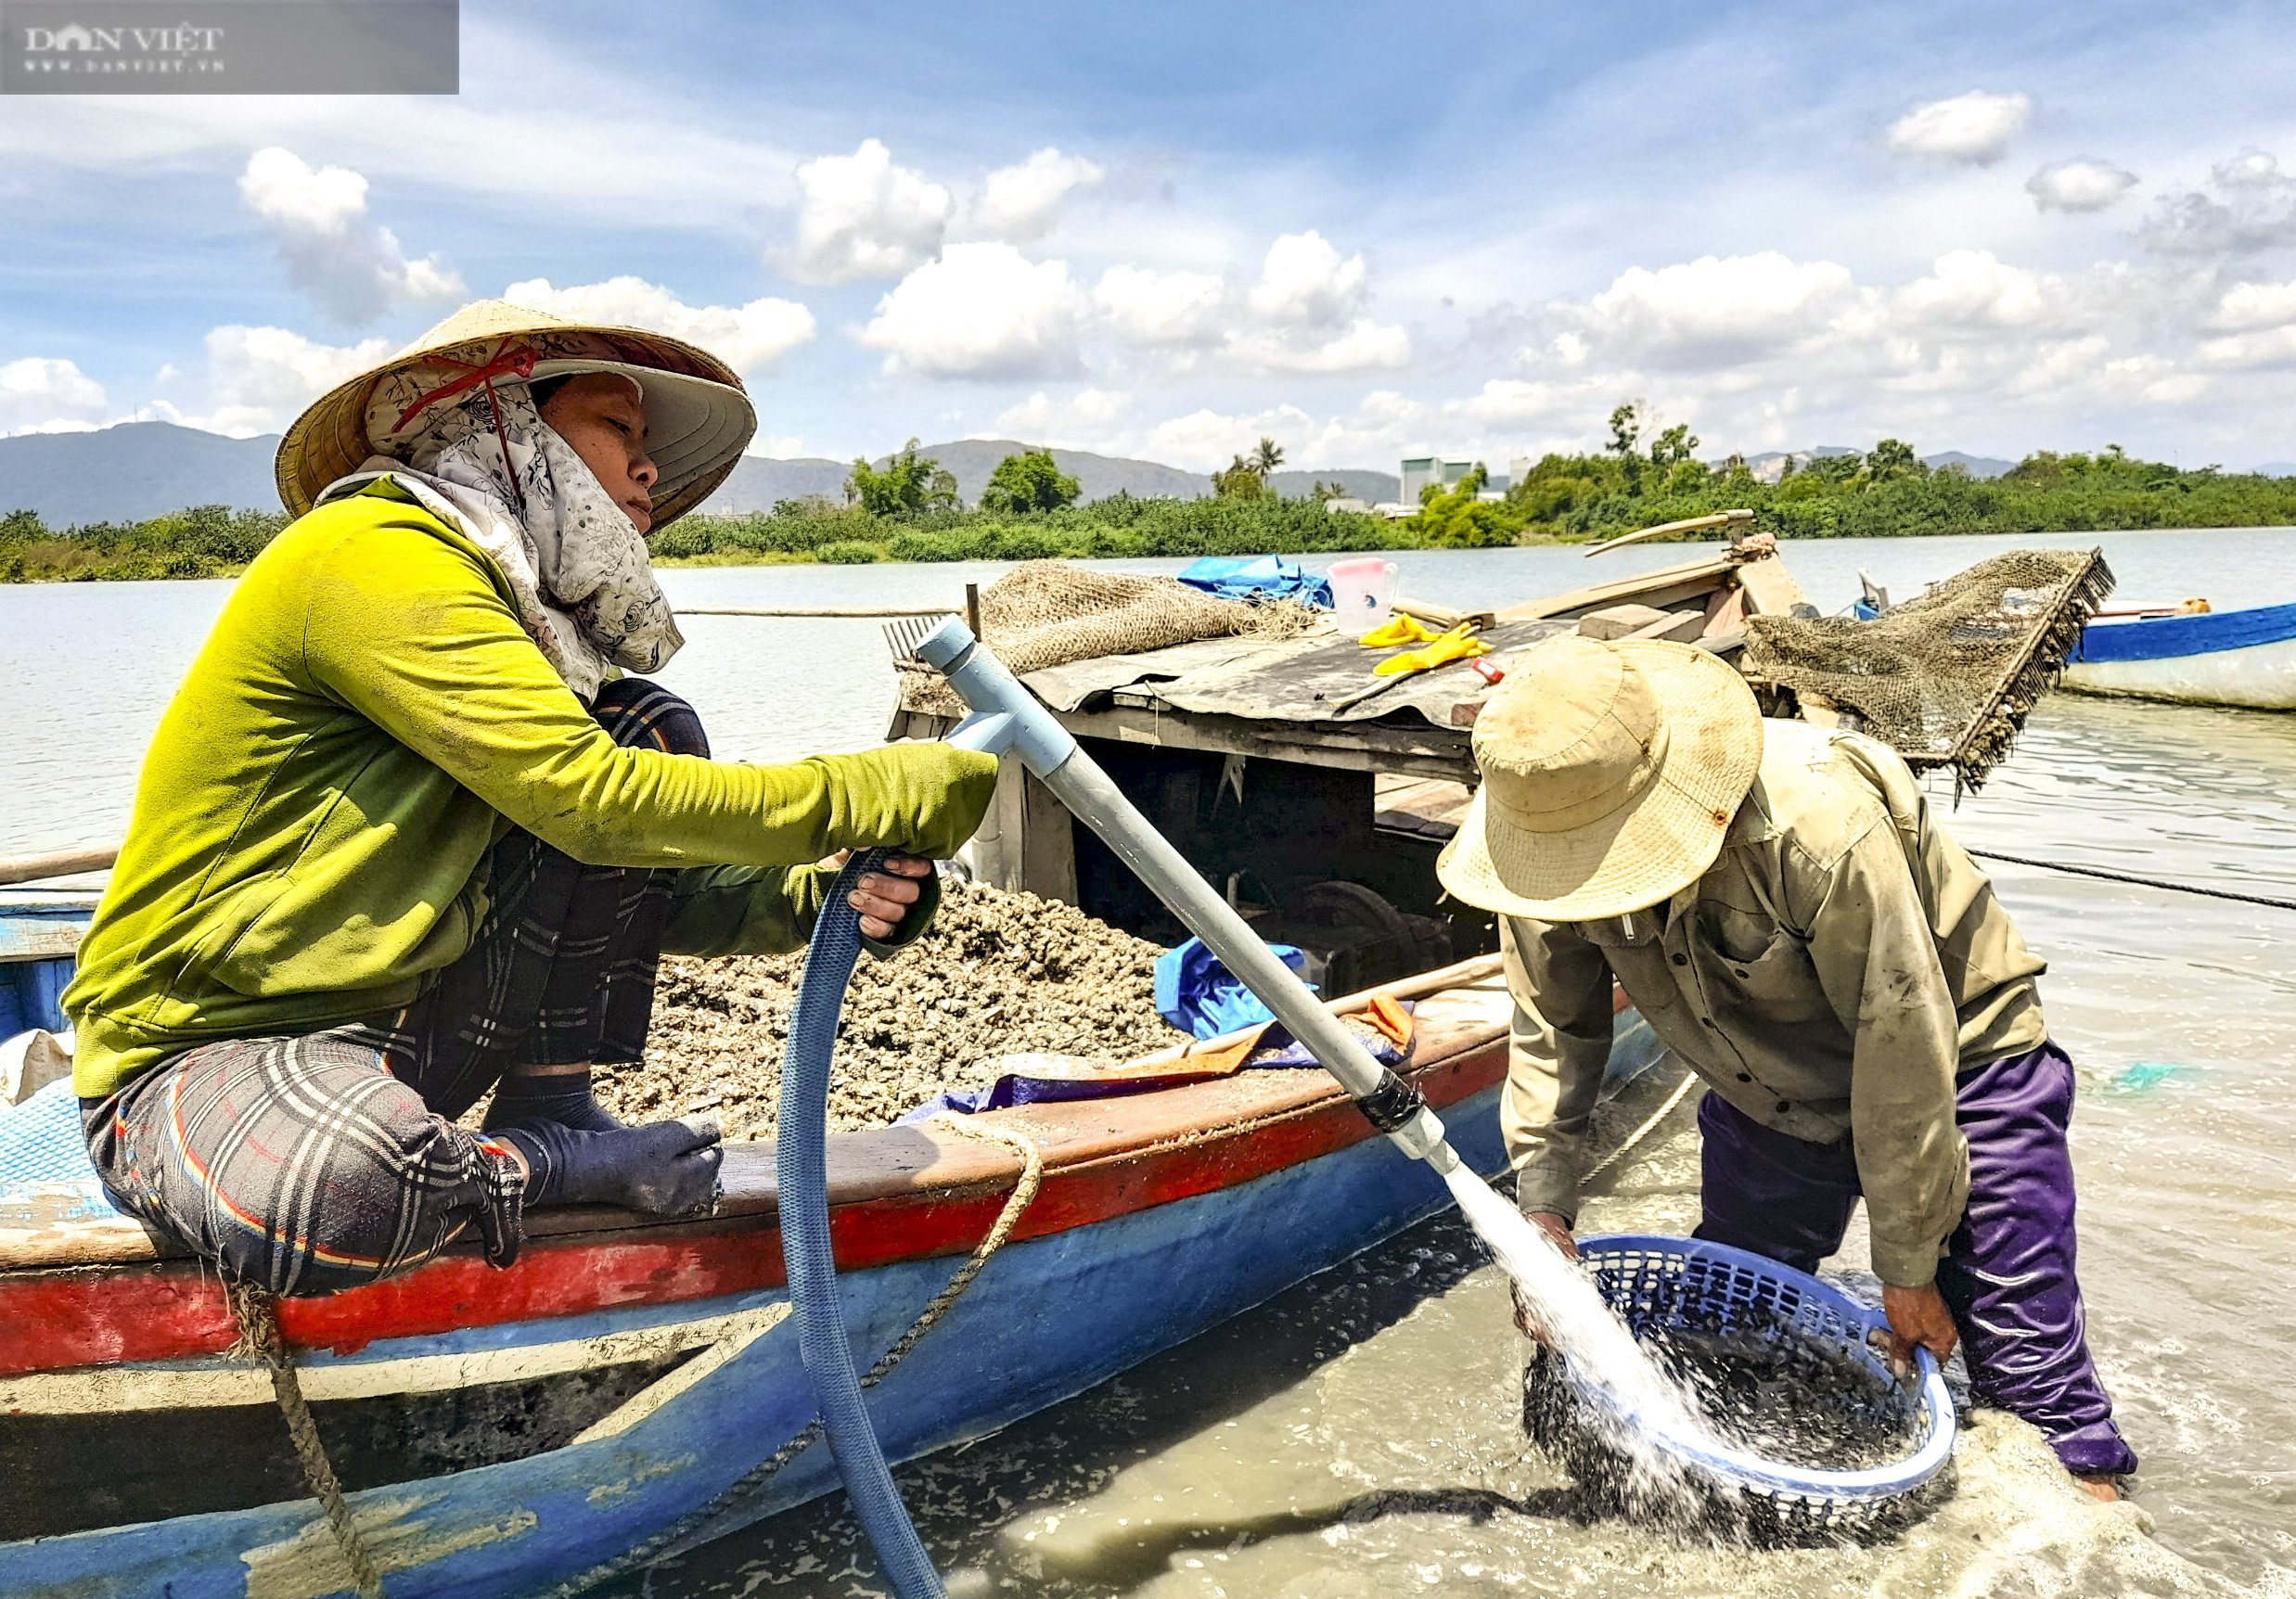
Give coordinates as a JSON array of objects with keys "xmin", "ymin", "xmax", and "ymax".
[{"xmin": 83, "ymin": 679, "xmax": 712, "ymax": 1297}]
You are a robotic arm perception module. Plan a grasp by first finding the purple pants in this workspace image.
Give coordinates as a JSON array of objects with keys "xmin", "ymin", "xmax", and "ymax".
[{"xmin": 1694, "ymin": 1040, "xmax": 2137, "ymax": 1477}]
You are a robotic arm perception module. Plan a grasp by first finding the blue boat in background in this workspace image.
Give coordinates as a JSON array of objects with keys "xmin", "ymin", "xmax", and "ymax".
[{"xmin": 2065, "ymin": 599, "xmax": 2296, "ymax": 711}]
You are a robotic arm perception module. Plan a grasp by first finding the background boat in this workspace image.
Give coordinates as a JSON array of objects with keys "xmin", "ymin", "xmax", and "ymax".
[{"xmin": 2064, "ymin": 600, "xmax": 2296, "ymax": 710}]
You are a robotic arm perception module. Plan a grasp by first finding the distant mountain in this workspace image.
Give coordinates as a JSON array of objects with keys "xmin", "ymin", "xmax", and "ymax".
[
  {"xmin": 1269, "ymin": 467, "xmax": 1401, "ymax": 503},
  {"xmin": 2253, "ymin": 461, "xmax": 2296, "ymax": 478},
  {"xmin": 0, "ymin": 422, "xmax": 281, "ymax": 524},
  {"xmin": 713, "ymin": 442, "xmax": 1398, "ymax": 511},
  {"xmin": 1922, "ymin": 451, "xmax": 2015, "ymax": 479},
  {"xmin": 0, "ymin": 419, "xmax": 1409, "ymax": 523},
  {"xmin": 711, "ymin": 454, "xmax": 855, "ymax": 512},
  {"xmin": 1735, "ymin": 446, "xmax": 2013, "ymax": 484},
  {"xmin": 904, "ymin": 439, "xmax": 1209, "ymax": 505}
]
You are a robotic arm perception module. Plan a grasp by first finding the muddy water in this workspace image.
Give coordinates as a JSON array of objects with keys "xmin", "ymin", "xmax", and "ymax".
[
  {"xmin": 4, "ymin": 531, "xmax": 2294, "ymax": 1594},
  {"xmin": 611, "ymin": 689, "xmax": 2296, "ymax": 1597}
]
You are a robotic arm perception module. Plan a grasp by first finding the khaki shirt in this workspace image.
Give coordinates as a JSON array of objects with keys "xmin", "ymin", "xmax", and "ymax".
[{"xmin": 1500, "ymin": 720, "xmax": 2046, "ymax": 1287}]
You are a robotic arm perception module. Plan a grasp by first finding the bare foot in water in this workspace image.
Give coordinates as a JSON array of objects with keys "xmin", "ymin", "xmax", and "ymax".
[{"xmin": 2074, "ymin": 1473, "xmax": 2121, "ymax": 1503}]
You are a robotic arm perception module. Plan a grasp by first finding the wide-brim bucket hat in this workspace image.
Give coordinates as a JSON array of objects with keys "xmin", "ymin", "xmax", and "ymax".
[
  {"xmin": 1437, "ymin": 634, "xmax": 1764, "ymax": 921},
  {"xmin": 276, "ymin": 299, "xmax": 756, "ymax": 529}
]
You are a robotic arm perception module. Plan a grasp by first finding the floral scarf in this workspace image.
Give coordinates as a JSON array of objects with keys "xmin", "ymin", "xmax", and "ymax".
[{"xmin": 319, "ymin": 337, "xmax": 683, "ymax": 703}]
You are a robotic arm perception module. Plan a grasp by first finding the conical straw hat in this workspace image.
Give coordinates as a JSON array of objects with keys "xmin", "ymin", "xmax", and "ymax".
[
  {"xmin": 1437, "ymin": 635, "xmax": 1764, "ymax": 921},
  {"xmin": 275, "ymin": 299, "xmax": 756, "ymax": 529}
]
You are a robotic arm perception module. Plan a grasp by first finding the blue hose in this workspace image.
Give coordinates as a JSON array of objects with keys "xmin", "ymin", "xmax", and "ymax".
[{"xmin": 776, "ymin": 847, "xmax": 944, "ymax": 1598}]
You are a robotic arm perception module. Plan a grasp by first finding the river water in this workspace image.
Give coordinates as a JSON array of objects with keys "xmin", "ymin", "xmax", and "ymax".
[{"xmin": 3, "ymin": 529, "xmax": 2292, "ymax": 1596}]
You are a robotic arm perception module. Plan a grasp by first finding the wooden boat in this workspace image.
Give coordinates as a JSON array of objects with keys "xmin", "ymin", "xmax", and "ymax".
[
  {"xmin": 0, "ymin": 531, "xmax": 2055, "ymax": 1593},
  {"xmin": 2063, "ymin": 600, "xmax": 2296, "ymax": 710},
  {"xmin": 0, "ymin": 878, "xmax": 1663, "ymax": 1597}
]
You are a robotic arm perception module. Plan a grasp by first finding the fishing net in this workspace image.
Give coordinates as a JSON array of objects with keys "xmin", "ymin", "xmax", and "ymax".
[
  {"xmin": 1742, "ymin": 549, "xmax": 2114, "ymax": 790},
  {"xmin": 901, "ymin": 560, "xmax": 1320, "ymax": 716}
]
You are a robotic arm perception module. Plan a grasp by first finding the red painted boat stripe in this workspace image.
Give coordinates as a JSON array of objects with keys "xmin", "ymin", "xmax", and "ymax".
[{"xmin": 0, "ymin": 1043, "xmax": 1507, "ymax": 1373}]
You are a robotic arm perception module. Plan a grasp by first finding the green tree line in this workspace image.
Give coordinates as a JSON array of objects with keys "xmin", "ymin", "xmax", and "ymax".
[
  {"xmin": 8, "ymin": 418, "xmax": 2296, "ymax": 582},
  {"xmin": 1408, "ymin": 405, "xmax": 2296, "ymax": 549}
]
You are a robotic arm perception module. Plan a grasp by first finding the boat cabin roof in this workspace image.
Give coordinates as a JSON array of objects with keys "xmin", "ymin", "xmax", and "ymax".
[{"xmin": 891, "ymin": 544, "xmax": 1802, "ymax": 784}]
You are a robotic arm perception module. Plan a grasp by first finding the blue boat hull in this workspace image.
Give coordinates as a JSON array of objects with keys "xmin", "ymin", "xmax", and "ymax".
[
  {"xmin": 1, "ymin": 1081, "xmax": 1514, "ymax": 1598},
  {"xmin": 2066, "ymin": 601, "xmax": 2296, "ymax": 710}
]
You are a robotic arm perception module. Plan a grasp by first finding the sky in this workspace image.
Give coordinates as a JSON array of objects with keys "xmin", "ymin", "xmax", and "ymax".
[{"xmin": 5, "ymin": 0, "xmax": 2296, "ymax": 473}]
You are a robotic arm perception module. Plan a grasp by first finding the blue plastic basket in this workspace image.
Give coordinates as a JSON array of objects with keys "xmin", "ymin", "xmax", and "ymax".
[{"xmin": 1523, "ymin": 1234, "xmax": 1956, "ymax": 1541}]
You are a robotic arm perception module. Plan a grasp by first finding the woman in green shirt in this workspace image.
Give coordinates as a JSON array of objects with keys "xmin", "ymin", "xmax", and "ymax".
[{"xmin": 64, "ymin": 301, "xmax": 998, "ymax": 1296}]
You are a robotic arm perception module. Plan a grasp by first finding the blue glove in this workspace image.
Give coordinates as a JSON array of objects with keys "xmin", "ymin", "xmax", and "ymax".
[{"xmin": 494, "ymin": 1115, "xmax": 724, "ymax": 1216}]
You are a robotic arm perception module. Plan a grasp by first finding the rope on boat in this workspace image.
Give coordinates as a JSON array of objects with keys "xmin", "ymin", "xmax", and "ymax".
[
  {"xmin": 542, "ymin": 1112, "xmax": 1045, "ymax": 1598},
  {"xmin": 1969, "ymin": 849, "xmax": 2296, "ymax": 912},
  {"xmin": 1582, "ymin": 1068, "xmax": 1698, "ymax": 1183},
  {"xmin": 225, "ymin": 1282, "xmax": 386, "ymax": 1599}
]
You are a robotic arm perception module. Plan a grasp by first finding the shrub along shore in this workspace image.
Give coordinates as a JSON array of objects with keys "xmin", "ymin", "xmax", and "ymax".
[{"xmin": 6, "ymin": 437, "xmax": 2296, "ymax": 583}]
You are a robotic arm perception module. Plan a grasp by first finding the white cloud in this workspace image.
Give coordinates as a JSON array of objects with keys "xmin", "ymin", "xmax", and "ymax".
[
  {"xmin": 1893, "ymin": 249, "xmax": 2052, "ymax": 328},
  {"xmin": 2199, "ymin": 281, "xmax": 2296, "ymax": 366},
  {"xmin": 745, "ymin": 433, "xmax": 810, "ymax": 458},
  {"xmin": 2026, "ymin": 159, "xmax": 2138, "ymax": 213},
  {"xmin": 501, "ymin": 276, "xmax": 815, "ymax": 374},
  {"xmin": 2140, "ymin": 149, "xmax": 2296, "ymax": 257},
  {"xmin": 1886, "ymin": 92, "xmax": 2032, "ymax": 165},
  {"xmin": 159, "ymin": 325, "xmax": 390, "ymax": 437},
  {"xmin": 1094, "ymin": 265, "xmax": 1228, "ymax": 349},
  {"xmin": 1220, "ymin": 232, "xmax": 1411, "ymax": 373},
  {"xmin": 1225, "ymin": 319, "xmax": 1414, "ymax": 374},
  {"xmin": 1247, "ymin": 231, "xmax": 1367, "ymax": 327},
  {"xmin": 0, "ymin": 357, "xmax": 107, "ymax": 434},
  {"xmin": 2200, "ymin": 326, "xmax": 2296, "ymax": 368},
  {"xmin": 994, "ymin": 388, "xmax": 1132, "ymax": 445},
  {"xmin": 968, "ymin": 147, "xmax": 1104, "ymax": 243},
  {"xmin": 1147, "ymin": 403, "xmax": 1319, "ymax": 472},
  {"xmin": 2213, "ymin": 278, "xmax": 2296, "ymax": 331},
  {"xmin": 1579, "ymin": 252, "xmax": 1859, "ymax": 364},
  {"xmin": 858, "ymin": 243, "xmax": 1091, "ymax": 379},
  {"xmin": 237, "ymin": 147, "xmax": 462, "ymax": 323},
  {"xmin": 785, "ymin": 139, "xmax": 953, "ymax": 284}
]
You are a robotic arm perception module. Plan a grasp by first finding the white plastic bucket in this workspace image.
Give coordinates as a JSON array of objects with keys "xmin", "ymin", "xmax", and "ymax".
[{"xmin": 1328, "ymin": 557, "xmax": 1399, "ymax": 636}]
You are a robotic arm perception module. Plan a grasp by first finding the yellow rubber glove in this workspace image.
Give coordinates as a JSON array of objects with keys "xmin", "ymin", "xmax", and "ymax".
[
  {"xmin": 1370, "ymin": 623, "xmax": 1492, "ymax": 677},
  {"xmin": 1358, "ymin": 614, "xmax": 1443, "ymax": 648}
]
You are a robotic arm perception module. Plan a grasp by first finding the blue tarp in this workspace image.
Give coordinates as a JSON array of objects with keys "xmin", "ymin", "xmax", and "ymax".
[
  {"xmin": 0, "ymin": 1078, "xmax": 94, "ymax": 1185},
  {"xmin": 1153, "ymin": 936, "xmax": 1315, "ymax": 1040},
  {"xmin": 1175, "ymin": 556, "xmax": 1333, "ymax": 609}
]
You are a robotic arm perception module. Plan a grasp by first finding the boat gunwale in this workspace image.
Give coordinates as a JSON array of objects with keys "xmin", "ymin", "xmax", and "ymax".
[
  {"xmin": 2075, "ymin": 597, "xmax": 2296, "ymax": 663},
  {"xmin": 0, "ymin": 963, "xmax": 1531, "ymax": 1373}
]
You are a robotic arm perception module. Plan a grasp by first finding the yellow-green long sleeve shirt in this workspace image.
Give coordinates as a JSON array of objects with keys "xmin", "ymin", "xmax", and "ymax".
[
  {"xmin": 1499, "ymin": 719, "xmax": 2046, "ymax": 1288},
  {"xmin": 65, "ymin": 480, "xmax": 993, "ymax": 1097}
]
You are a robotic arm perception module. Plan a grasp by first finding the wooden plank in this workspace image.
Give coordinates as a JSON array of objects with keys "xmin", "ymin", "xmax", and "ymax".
[
  {"xmin": 1373, "ymin": 774, "xmax": 1474, "ymax": 840},
  {"xmin": 1019, "ymin": 768, "xmax": 1079, "ymax": 902},
  {"xmin": 1494, "ymin": 552, "xmax": 1738, "ymax": 623},
  {"xmin": 674, "ymin": 606, "xmax": 955, "ymax": 619},
  {"xmin": 966, "ymin": 754, "xmax": 1030, "ymax": 892},
  {"xmin": 0, "ymin": 926, "xmax": 80, "ymax": 962},
  {"xmin": 1702, "ymin": 582, "xmax": 1748, "ymax": 637},
  {"xmin": 1393, "ymin": 595, "xmax": 1496, "ymax": 631},
  {"xmin": 1623, "ymin": 609, "xmax": 1709, "ymax": 644},
  {"xmin": 0, "ymin": 849, "xmax": 116, "ymax": 889},
  {"xmin": 1733, "ymin": 551, "xmax": 1810, "ymax": 615}
]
